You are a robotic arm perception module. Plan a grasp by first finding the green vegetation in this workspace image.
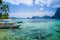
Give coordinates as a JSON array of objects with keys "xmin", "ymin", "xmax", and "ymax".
[
  {"xmin": 2, "ymin": 13, "xmax": 9, "ymax": 19},
  {"xmin": 0, "ymin": 0, "xmax": 2, "ymax": 4},
  {"xmin": 0, "ymin": 0, "xmax": 9, "ymax": 19}
]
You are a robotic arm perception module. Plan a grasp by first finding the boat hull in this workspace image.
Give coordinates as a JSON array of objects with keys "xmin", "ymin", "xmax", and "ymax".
[{"xmin": 0, "ymin": 25, "xmax": 20, "ymax": 29}]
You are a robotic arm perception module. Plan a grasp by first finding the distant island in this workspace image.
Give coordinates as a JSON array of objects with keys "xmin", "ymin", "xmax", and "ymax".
[
  {"xmin": 27, "ymin": 7, "xmax": 60, "ymax": 19},
  {"xmin": 30, "ymin": 15, "xmax": 51, "ymax": 19},
  {"xmin": 9, "ymin": 7, "xmax": 60, "ymax": 19}
]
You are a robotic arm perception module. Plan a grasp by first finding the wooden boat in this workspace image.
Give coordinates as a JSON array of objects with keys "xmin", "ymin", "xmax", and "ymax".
[
  {"xmin": 0, "ymin": 25, "xmax": 20, "ymax": 29},
  {"xmin": 0, "ymin": 19, "xmax": 20, "ymax": 29}
]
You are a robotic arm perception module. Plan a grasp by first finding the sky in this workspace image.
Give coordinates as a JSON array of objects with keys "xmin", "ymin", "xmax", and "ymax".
[{"xmin": 3, "ymin": 0, "xmax": 60, "ymax": 18}]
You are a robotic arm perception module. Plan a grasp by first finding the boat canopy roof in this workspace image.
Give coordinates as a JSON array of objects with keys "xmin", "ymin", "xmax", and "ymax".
[{"xmin": 0, "ymin": 20, "xmax": 9, "ymax": 22}]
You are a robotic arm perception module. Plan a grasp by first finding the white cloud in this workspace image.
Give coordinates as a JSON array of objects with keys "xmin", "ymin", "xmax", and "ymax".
[
  {"xmin": 35, "ymin": 0, "xmax": 52, "ymax": 7},
  {"xmin": 40, "ymin": 7, "xmax": 43, "ymax": 11},
  {"xmin": 3, "ymin": 0, "xmax": 33, "ymax": 6},
  {"xmin": 9, "ymin": 11, "xmax": 54, "ymax": 18},
  {"xmin": 35, "ymin": 0, "xmax": 60, "ymax": 8},
  {"xmin": 3, "ymin": 0, "xmax": 60, "ymax": 7},
  {"xmin": 37, "ymin": 12, "xmax": 54, "ymax": 17}
]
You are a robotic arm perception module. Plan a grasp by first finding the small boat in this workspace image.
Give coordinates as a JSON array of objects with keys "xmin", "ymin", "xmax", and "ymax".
[
  {"xmin": 0, "ymin": 19, "xmax": 20, "ymax": 29},
  {"xmin": 0, "ymin": 25, "xmax": 20, "ymax": 29}
]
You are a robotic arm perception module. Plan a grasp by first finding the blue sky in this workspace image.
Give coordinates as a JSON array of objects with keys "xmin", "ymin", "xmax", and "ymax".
[{"xmin": 3, "ymin": 0, "xmax": 60, "ymax": 18}]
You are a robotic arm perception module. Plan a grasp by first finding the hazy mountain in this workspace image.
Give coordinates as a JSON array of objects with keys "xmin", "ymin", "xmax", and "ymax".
[
  {"xmin": 42, "ymin": 15, "xmax": 51, "ymax": 19},
  {"xmin": 31, "ymin": 15, "xmax": 51, "ymax": 19}
]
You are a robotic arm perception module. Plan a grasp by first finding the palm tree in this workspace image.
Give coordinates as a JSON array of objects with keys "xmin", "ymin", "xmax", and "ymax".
[
  {"xmin": 1, "ymin": 4, "xmax": 9, "ymax": 19},
  {"xmin": 0, "ymin": 0, "xmax": 2, "ymax": 4},
  {"xmin": 0, "ymin": 0, "xmax": 2, "ymax": 19},
  {"xmin": 1, "ymin": 4, "xmax": 9, "ymax": 14},
  {"xmin": 0, "ymin": 13, "xmax": 2, "ymax": 18},
  {"xmin": 0, "ymin": 0, "xmax": 9, "ymax": 19}
]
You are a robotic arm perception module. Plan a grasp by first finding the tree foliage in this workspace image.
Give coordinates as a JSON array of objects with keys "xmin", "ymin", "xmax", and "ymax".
[
  {"xmin": 0, "ymin": 0, "xmax": 9, "ymax": 19},
  {"xmin": 0, "ymin": 13, "xmax": 2, "ymax": 18},
  {"xmin": 0, "ymin": 0, "xmax": 2, "ymax": 4}
]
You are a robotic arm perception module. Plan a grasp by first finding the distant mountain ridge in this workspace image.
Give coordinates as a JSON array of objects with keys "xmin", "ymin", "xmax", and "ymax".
[
  {"xmin": 8, "ymin": 7, "xmax": 60, "ymax": 19},
  {"xmin": 29, "ymin": 7, "xmax": 60, "ymax": 19},
  {"xmin": 31, "ymin": 15, "xmax": 51, "ymax": 19}
]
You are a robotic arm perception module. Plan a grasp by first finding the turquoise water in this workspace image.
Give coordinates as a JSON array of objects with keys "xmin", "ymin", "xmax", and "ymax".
[{"xmin": 0, "ymin": 19, "xmax": 60, "ymax": 40}]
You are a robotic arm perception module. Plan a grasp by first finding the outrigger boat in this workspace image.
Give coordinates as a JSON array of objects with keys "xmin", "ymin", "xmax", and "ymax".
[{"xmin": 0, "ymin": 19, "xmax": 20, "ymax": 29}]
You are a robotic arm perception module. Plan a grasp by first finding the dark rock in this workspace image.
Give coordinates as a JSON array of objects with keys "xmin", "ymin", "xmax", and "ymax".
[
  {"xmin": 51, "ymin": 7, "xmax": 60, "ymax": 19},
  {"xmin": 54, "ymin": 30, "xmax": 60, "ymax": 33},
  {"xmin": 17, "ymin": 21, "xmax": 23, "ymax": 23}
]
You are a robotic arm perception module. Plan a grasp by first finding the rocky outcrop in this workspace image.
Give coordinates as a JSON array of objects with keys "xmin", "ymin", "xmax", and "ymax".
[{"xmin": 51, "ymin": 7, "xmax": 60, "ymax": 19}]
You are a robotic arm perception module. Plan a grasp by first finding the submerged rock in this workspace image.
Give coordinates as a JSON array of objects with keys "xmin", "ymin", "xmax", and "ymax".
[
  {"xmin": 54, "ymin": 30, "xmax": 60, "ymax": 33},
  {"xmin": 17, "ymin": 21, "xmax": 23, "ymax": 23}
]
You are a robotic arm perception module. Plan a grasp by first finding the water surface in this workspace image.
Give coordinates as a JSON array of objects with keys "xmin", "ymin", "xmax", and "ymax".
[{"xmin": 0, "ymin": 19, "xmax": 60, "ymax": 40}]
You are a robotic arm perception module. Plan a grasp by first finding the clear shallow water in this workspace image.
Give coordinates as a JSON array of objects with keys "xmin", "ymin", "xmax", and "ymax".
[{"xmin": 0, "ymin": 19, "xmax": 60, "ymax": 40}]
